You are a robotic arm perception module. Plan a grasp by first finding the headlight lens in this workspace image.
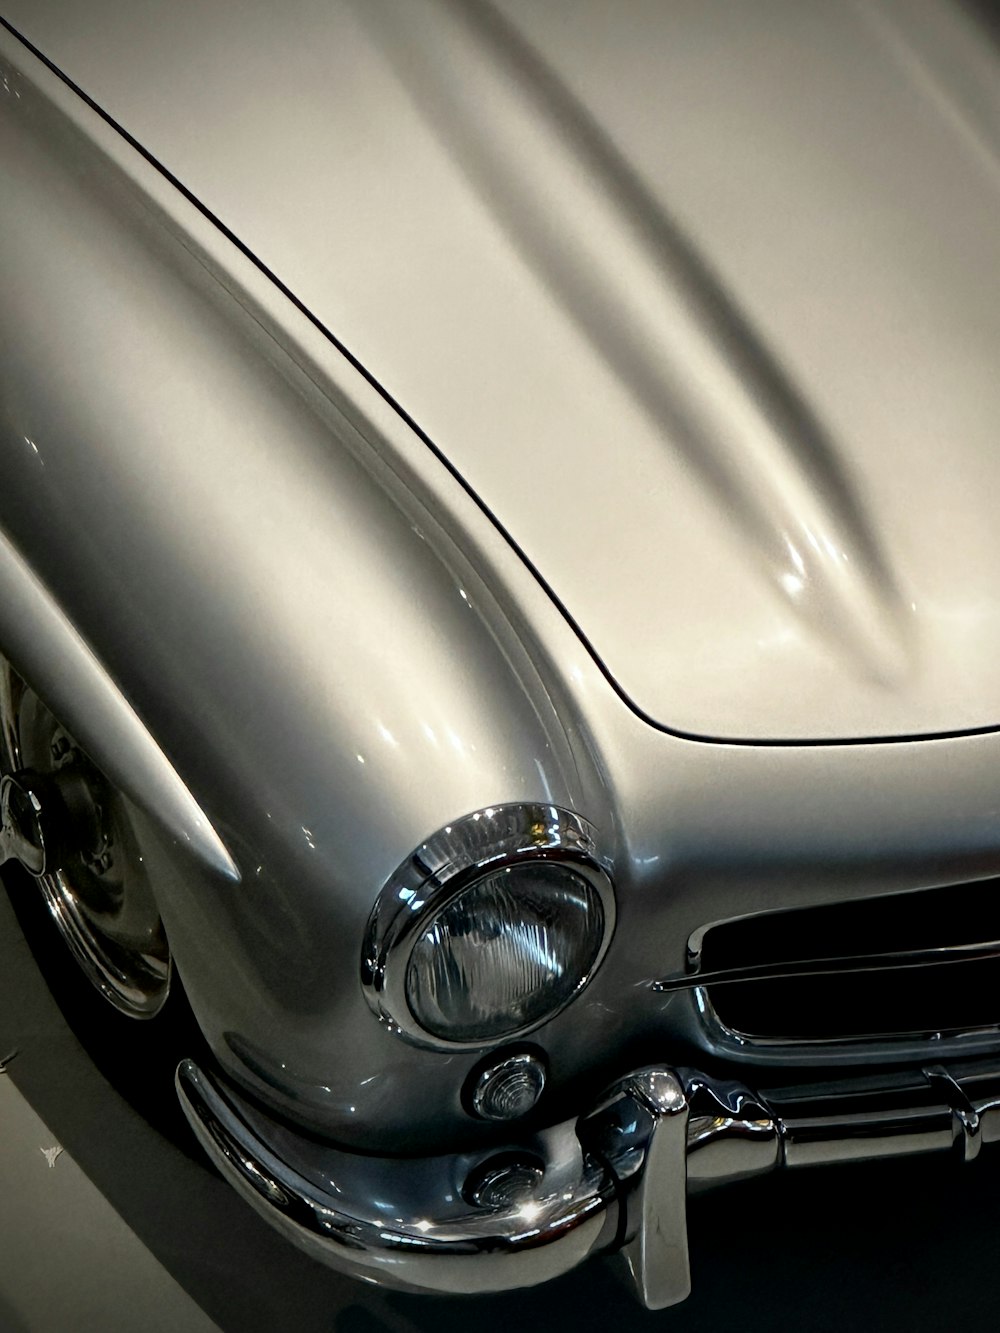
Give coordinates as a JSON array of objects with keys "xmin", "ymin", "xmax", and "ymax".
[{"xmin": 406, "ymin": 862, "xmax": 605, "ymax": 1042}]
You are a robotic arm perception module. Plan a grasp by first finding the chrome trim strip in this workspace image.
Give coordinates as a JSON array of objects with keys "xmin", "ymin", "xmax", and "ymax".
[
  {"xmin": 654, "ymin": 937, "xmax": 1000, "ymax": 993},
  {"xmin": 360, "ymin": 803, "xmax": 615, "ymax": 1051},
  {"xmin": 690, "ymin": 984, "xmax": 1000, "ymax": 1067}
]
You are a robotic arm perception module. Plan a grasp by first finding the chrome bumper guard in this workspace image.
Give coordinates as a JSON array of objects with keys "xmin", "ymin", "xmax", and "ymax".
[{"xmin": 176, "ymin": 1057, "xmax": 1000, "ymax": 1308}]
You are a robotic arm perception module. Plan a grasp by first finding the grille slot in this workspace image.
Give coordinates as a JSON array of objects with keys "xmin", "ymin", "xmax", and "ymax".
[{"xmin": 697, "ymin": 879, "xmax": 1000, "ymax": 1046}]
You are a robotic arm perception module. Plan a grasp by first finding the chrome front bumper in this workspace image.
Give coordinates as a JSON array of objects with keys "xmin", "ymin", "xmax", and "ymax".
[{"xmin": 176, "ymin": 1057, "xmax": 1000, "ymax": 1309}]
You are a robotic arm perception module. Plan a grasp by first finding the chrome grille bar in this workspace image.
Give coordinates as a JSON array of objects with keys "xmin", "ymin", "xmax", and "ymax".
[{"xmin": 653, "ymin": 937, "xmax": 1000, "ymax": 993}]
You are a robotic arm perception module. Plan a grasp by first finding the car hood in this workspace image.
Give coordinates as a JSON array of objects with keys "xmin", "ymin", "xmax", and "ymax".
[{"xmin": 5, "ymin": 0, "xmax": 1000, "ymax": 741}]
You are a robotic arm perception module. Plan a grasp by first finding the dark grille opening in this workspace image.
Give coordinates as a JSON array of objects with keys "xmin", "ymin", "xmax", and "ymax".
[{"xmin": 699, "ymin": 878, "xmax": 1000, "ymax": 1044}]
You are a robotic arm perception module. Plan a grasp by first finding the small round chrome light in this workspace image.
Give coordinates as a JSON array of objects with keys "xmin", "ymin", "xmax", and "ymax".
[
  {"xmin": 468, "ymin": 1052, "xmax": 547, "ymax": 1121},
  {"xmin": 361, "ymin": 804, "xmax": 615, "ymax": 1050},
  {"xmin": 464, "ymin": 1155, "xmax": 545, "ymax": 1211}
]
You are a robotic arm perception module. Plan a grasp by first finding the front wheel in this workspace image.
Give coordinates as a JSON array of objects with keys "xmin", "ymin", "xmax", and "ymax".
[{"xmin": 0, "ymin": 659, "xmax": 171, "ymax": 1018}]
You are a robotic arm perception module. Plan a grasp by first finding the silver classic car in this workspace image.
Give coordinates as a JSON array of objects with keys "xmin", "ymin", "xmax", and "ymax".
[{"xmin": 2, "ymin": 0, "xmax": 1000, "ymax": 1309}]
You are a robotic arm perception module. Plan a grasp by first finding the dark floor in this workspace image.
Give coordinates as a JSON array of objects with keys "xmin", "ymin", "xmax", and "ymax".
[{"xmin": 2, "ymin": 878, "xmax": 999, "ymax": 1333}]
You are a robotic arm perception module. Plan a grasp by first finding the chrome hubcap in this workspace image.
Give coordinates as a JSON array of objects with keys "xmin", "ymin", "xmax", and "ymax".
[
  {"xmin": 0, "ymin": 661, "xmax": 170, "ymax": 1017},
  {"xmin": 0, "ymin": 773, "xmax": 48, "ymax": 875}
]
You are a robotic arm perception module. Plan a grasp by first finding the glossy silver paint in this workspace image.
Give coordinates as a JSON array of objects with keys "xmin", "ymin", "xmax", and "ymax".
[
  {"xmin": 3, "ymin": 0, "xmax": 1000, "ymax": 1307},
  {"xmin": 5, "ymin": 10, "xmax": 1000, "ymax": 1165},
  {"xmin": 0, "ymin": 27, "xmax": 606, "ymax": 1148},
  {"xmin": 0, "ymin": 529, "xmax": 236, "ymax": 881},
  {"xmin": 4, "ymin": 0, "xmax": 1000, "ymax": 741}
]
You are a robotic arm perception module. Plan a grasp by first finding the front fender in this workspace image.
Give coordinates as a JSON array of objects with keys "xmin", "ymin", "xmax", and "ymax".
[{"xmin": 0, "ymin": 36, "xmax": 612, "ymax": 1148}]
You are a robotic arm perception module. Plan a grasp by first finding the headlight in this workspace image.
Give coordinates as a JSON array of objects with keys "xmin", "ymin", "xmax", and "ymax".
[
  {"xmin": 407, "ymin": 860, "xmax": 605, "ymax": 1042},
  {"xmin": 362, "ymin": 805, "xmax": 615, "ymax": 1050}
]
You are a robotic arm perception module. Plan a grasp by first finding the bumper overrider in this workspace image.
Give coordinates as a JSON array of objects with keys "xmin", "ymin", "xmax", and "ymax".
[{"xmin": 176, "ymin": 1056, "xmax": 1000, "ymax": 1308}]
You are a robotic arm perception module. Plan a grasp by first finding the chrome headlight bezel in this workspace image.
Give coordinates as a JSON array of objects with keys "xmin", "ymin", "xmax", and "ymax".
[{"xmin": 361, "ymin": 804, "xmax": 615, "ymax": 1051}]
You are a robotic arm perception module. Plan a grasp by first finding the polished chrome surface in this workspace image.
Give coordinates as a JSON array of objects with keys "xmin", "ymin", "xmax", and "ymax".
[
  {"xmin": 361, "ymin": 804, "xmax": 615, "ymax": 1050},
  {"xmin": 684, "ymin": 1074, "xmax": 780, "ymax": 1190},
  {"xmin": 764, "ymin": 1069, "xmax": 968, "ymax": 1169},
  {"xmin": 685, "ymin": 1067, "xmax": 962, "ymax": 1179},
  {"xmin": 5, "ymin": 0, "xmax": 1000, "ymax": 739},
  {"xmin": 464, "ymin": 1157, "xmax": 546, "ymax": 1210},
  {"xmin": 469, "ymin": 1051, "xmax": 547, "ymax": 1121},
  {"xmin": 178, "ymin": 1053, "xmax": 1000, "ymax": 1308},
  {"xmin": 615, "ymin": 1070, "xmax": 691, "ymax": 1310},
  {"xmin": 0, "ymin": 772, "xmax": 47, "ymax": 875},
  {"xmin": 692, "ymin": 988, "xmax": 1000, "ymax": 1070},
  {"xmin": 657, "ymin": 939, "xmax": 1000, "ymax": 993},
  {"xmin": 0, "ymin": 663, "xmax": 171, "ymax": 1016},
  {"xmin": 686, "ymin": 881, "xmax": 1000, "ymax": 1062},
  {"xmin": 176, "ymin": 1057, "xmax": 621, "ymax": 1298},
  {"xmin": 927, "ymin": 1067, "xmax": 982, "ymax": 1163}
]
